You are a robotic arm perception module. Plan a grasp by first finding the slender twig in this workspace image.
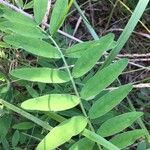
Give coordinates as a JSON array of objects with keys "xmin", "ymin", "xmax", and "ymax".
[{"xmin": 106, "ymin": 28, "xmax": 150, "ymax": 39}]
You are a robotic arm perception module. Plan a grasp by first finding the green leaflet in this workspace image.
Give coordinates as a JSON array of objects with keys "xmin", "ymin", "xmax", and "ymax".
[
  {"xmin": 36, "ymin": 116, "xmax": 87, "ymax": 150},
  {"xmin": 106, "ymin": 130, "xmax": 147, "ymax": 150},
  {"xmin": 82, "ymin": 129, "xmax": 120, "ymax": 150},
  {"xmin": 65, "ymin": 40, "xmax": 116, "ymax": 58},
  {"xmin": 0, "ymin": 5, "xmax": 36, "ymax": 26},
  {"xmin": 97, "ymin": 112, "xmax": 143, "ymax": 137},
  {"xmin": 21, "ymin": 94, "xmax": 80, "ymax": 111},
  {"xmin": 12, "ymin": 122, "xmax": 34, "ymax": 130},
  {"xmin": 88, "ymin": 84, "xmax": 133, "ymax": 119},
  {"xmin": 10, "ymin": 67, "xmax": 70, "ymax": 83},
  {"xmin": 0, "ymin": 114, "xmax": 12, "ymax": 137},
  {"xmin": 80, "ymin": 59, "xmax": 128, "ymax": 100},
  {"xmin": 69, "ymin": 138, "xmax": 95, "ymax": 150},
  {"xmin": 72, "ymin": 34, "xmax": 114, "ymax": 78},
  {"xmin": 34, "ymin": 0, "xmax": 48, "ymax": 24},
  {"xmin": 49, "ymin": 0, "xmax": 68, "ymax": 35},
  {"xmin": 3, "ymin": 34, "xmax": 61, "ymax": 59},
  {"xmin": 0, "ymin": 21, "xmax": 47, "ymax": 38},
  {"xmin": 12, "ymin": 130, "xmax": 20, "ymax": 148},
  {"xmin": 102, "ymin": 0, "xmax": 149, "ymax": 68}
]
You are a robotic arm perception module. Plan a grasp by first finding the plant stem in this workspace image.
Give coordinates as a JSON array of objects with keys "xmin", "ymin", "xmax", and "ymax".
[
  {"xmin": 48, "ymin": 35, "xmax": 102, "ymax": 150},
  {"xmin": 0, "ymin": 99, "xmax": 52, "ymax": 131}
]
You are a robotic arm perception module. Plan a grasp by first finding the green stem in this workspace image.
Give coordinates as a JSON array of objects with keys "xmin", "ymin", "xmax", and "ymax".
[
  {"xmin": 48, "ymin": 35, "xmax": 102, "ymax": 150},
  {"xmin": 0, "ymin": 99, "xmax": 52, "ymax": 131}
]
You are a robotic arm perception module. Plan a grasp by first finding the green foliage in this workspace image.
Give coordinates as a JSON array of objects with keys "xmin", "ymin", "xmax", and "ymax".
[
  {"xmin": 34, "ymin": 0, "xmax": 48, "ymax": 24},
  {"xmin": 10, "ymin": 68, "xmax": 70, "ymax": 83},
  {"xmin": 0, "ymin": 0, "xmax": 149, "ymax": 149},
  {"xmin": 21, "ymin": 94, "xmax": 80, "ymax": 111},
  {"xmin": 80, "ymin": 59, "xmax": 128, "ymax": 100},
  {"xmin": 107, "ymin": 130, "xmax": 147, "ymax": 149},
  {"xmin": 49, "ymin": 0, "xmax": 68, "ymax": 35},
  {"xmin": 37, "ymin": 116, "xmax": 87, "ymax": 150}
]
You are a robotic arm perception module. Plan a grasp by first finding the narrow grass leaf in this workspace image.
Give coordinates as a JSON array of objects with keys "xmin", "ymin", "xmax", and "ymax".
[
  {"xmin": 80, "ymin": 59, "xmax": 128, "ymax": 100},
  {"xmin": 97, "ymin": 112, "xmax": 143, "ymax": 137},
  {"xmin": 34, "ymin": 0, "xmax": 48, "ymax": 24},
  {"xmin": 106, "ymin": 130, "xmax": 147, "ymax": 149},
  {"xmin": 0, "ymin": 99, "xmax": 52, "ymax": 131},
  {"xmin": 89, "ymin": 84, "xmax": 133, "ymax": 119},
  {"xmin": 69, "ymin": 138, "xmax": 95, "ymax": 150},
  {"xmin": 3, "ymin": 34, "xmax": 61, "ymax": 59},
  {"xmin": 82, "ymin": 129, "xmax": 120, "ymax": 150},
  {"xmin": 50, "ymin": 0, "xmax": 68, "ymax": 35},
  {"xmin": 10, "ymin": 67, "xmax": 70, "ymax": 83},
  {"xmin": 102, "ymin": 0, "xmax": 149, "ymax": 68},
  {"xmin": 36, "ymin": 116, "xmax": 87, "ymax": 150},
  {"xmin": 72, "ymin": 34, "xmax": 114, "ymax": 78},
  {"xmin": 21, "ymin": 94, "xmax": 80, "ymax": 111}
]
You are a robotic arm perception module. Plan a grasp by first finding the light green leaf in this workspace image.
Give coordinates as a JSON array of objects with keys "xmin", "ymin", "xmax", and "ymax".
[
  {"xmin": 97, "ymin": 112, "xmax": 143, "ymax": 137},
  {"xmin": 65, "ymin": 40, "xmax": 116, "ymax": 58},
  {"xmin": 50, "ymin": 0, "xmax": 68, "ymax": 35},
  {"xmin": 37, "ymin": 116, "xmax": 88, "ymax": 150},
  {"xmin": 10, "ymin": 67, "xmax": 70, "ymax": 83},
  {"xmin": 102, "ymin": 0, "xmax": 149, "ymax": 68},
  {"xmin": 69, "ymin": 138, "xmax": 95, "ymax": 150},
  {"xmin": 72, "ymin": 34, "xmax": 114, "ymax": 78},
  {"xmin": 80, "ymin": 59, "xmax": 128, "ymax": 100},
  {"xmin": 89, "ymin": 84, "xmax": 133, "ymax": 119},
  {"xmin": 1, "ymin": 5, "xmax": 36, "ymax": 26},
  {"xmin": 3, "ymin": 34, "xmax": 61, "ymax": 59},
  {"xmin": 13, "ymin": 122, "xmax": 34, "ymax": 130},
  {"xmin": 21, "ymin": 94, "xmax": 80, "ymax": 111},
  {"xmin": 107, "ymin": 130, "xmax": 147, "ymax": 149},
  {"xmin": 82, "ymin": 129, "xmax": 120, "ymax": 150},
  {"xmin": 34, "ymin": 0, "xmax": 48, "ymax": 24},
  {"xmin": 0, "ymin": 21, "xmax": 47, "ymax": 38}
]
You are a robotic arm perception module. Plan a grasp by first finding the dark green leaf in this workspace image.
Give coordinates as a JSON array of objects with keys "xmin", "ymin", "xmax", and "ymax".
[
  {"xmin": 13, "ymin": 122, "xmax": 34, "ymax": 130},
  {"xmin": 97, "ymin": 112, "xmax": 143, "ymax": 137},
  {"xmin": 12, "ymin": 130, "xmax": 20, "ymax": 147},
  {"xmin": 50, "ymin": 0, "xmax": 68, "ymax": 35},
  {"xmin": 1, "ymin": 5, "xmax": 36, "ymax": 26},
  {"xmin": 65, "ymin": 40, "xmax": 116, "ymax": 58},
  {"xmin": 69, "ymin": 138, "xmax": 95, "ymax": 150},
  {"xmin": 4, "ymin": 34, "xmax": 61, "ymax": 59},
  {"xmin": 89, "ymin": 84, "xmax": 133, "ymax": 119},
  {"xmin": 80, "ymin": 59, "xmax": 128, "ymax": 100},
  {"xmin": 34, "ymin": 0, "xmax": 48, "ymax": 24},
  {"xmin": 0, "ymin": 21, "xmax": 47, "ymax": 38},
  {"xmin": 107, "ymin": 130, "xmax": 147, "ymax": 149},
  {"xmin": 72, "ymin": 34, "xmax": 115, "ymax": 78}
]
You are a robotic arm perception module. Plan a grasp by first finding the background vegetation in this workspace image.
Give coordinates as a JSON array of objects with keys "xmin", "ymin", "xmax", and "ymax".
[{"xmin": 0, "ymin": 0, "xmax": 150, "ymax": 150}]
